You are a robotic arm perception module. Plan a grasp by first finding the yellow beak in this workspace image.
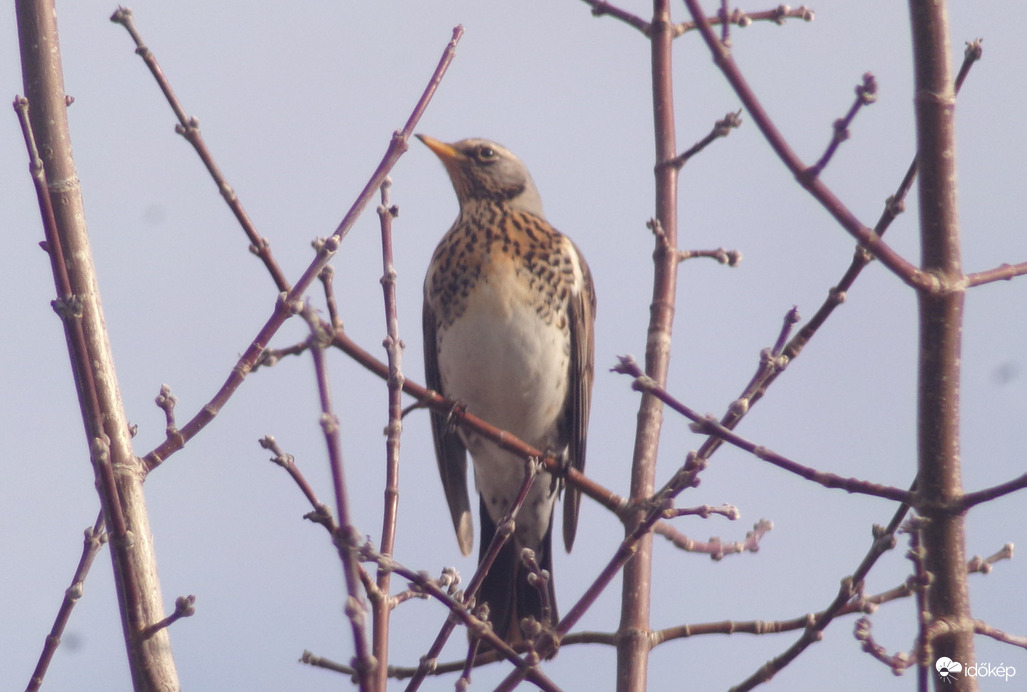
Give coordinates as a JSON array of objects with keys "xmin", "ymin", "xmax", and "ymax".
[{"xmin": 416, "ymin": 134, "xmax": 462, "ymax": 163}]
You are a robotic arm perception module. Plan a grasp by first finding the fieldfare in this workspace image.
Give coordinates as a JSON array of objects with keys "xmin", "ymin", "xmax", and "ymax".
[{"xmin": 419, "ymin": 135, "xmax": 596, "ymax": 645}]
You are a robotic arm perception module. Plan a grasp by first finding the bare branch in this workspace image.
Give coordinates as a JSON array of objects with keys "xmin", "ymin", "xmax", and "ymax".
[
  {"xmin": 139, "ymin": 595, "xmax": 197, "ymax": 641},
  {"xmin": 974, "ymin": 621, "xmax": 1027, "ymax": 650},
  {"xmin": 663, "ymin": 503, "xmax": 740, "ymax": 521},
  {"xmin": 731, "ymin": 483, "xmax": 914, "ymax": 690},
  {"xmin": 966, "ymin": 543, "xmax": 1014, "ymax": 575},
  {"xmin": 853, "ymin": 617, "xmax": 915, "ymax": 675},
  {"xmin": 676, "ymin": 3, "xmax": 815, "ymax": 38},
  {"xmin": 372, "ymin": 176, "xmax": 405, "ymax": 688},
  {"xmin": 139, "ymin": 26, "xmax": 464, "ymax": 473},
  {"xmin": 17, "ymin": 2, "xmax": 180, "ymax": 685},
  {"xmin": 650, "ymin": 216, "xmax": 741, "ymax": 266},
  {"xmin": 902, "ymin": 517, "xmax": 932, "ymax": 685},
  {"xmin": 681, "ymin": 0, "xmax": 936, "ymax": 292},
  {"xmin": 654, "ymin": 518, "xmax": 770, "ymax": 560},
  {"xmin": 908, "ymin": 0, "xmax": 976, "ymax": 674},
  {"xmin": 25, "ymin": 514, "xmax": 107, "ymax": 692},
  {"xmin": 675, "ymin": 246, "xmax": 742, "ymax": 266},
  {"xmin": 966, "ymin": 261, "xmax": 1027, "ymax": 287},
  {"xmin": 260, "ymin": 435, "xmax": 338, "ymax": 532},
  {"xmin": 581, "ymin": 0, "xmax": 651, "ymax": 35},
  {"xmin": 806, "ymin": 73, "xmax": 877, "ymax": 178},
  {"xmin": 960, "ymin": 472, "xmax": 1027, "ymax": 510},
  {"xmin": 613, "ymin": 356, "xmax": 912, "ymax": 503},
  {"xmin": 663, "ymin": 110, "xmax": 743, "ymax": 170},
  {"xmin": 300, "ymin": 304, "xmax": 374, "ymax": 690},
  {"xmin": 110, "ymin": 7, "xmax": 292, "ymax": 292}
]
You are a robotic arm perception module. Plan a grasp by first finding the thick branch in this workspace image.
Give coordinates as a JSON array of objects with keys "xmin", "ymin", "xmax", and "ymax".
[
  {"xmin": 616, "ymin": 3, "xmax": 680, "ymax": 690},
  {"xmin": 16, "ymin": 1, "xmax": 179, "ymax": 688},
  {"xmin": 908, "ymin": 0, "xmax": 975, "ymax": 683}
]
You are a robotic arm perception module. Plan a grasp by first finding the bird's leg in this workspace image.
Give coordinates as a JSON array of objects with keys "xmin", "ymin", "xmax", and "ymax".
[
  {"xmin": 443, "ymin": 400, "xmax": 468, "ymax": 436},
  {"xmin": 547, "ymin": 448, "xmax": 568, "ymax": 494}
]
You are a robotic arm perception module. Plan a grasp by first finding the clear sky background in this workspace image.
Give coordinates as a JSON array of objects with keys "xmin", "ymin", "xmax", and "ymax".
[{"xmin": 3, "ymin": 2, "xmax": 1025, "ymax": 690}]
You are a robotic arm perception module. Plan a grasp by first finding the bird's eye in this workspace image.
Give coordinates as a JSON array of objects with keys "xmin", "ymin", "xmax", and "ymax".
[{"xmin": 476, "ymin": 146, "xmax": 497, "ymax": 162}]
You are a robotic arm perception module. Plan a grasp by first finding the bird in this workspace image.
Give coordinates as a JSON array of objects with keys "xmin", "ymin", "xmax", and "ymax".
[{"xmin": 419, "ymin": 134, "xmax": 595, "ymax": 646}]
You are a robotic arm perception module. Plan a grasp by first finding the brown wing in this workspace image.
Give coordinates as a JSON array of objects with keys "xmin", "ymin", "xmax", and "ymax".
[
  {"xmin": 423, "ymin": 299, "xmax": 475, "ymax": 556},
  {"xmin": 562, "ymin": 240, "xmax": 596, "ymax": 552}
]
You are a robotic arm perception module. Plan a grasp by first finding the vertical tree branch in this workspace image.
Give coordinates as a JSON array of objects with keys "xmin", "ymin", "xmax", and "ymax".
[
  {"xmin": 15, "ymin": 1, "xmax": 180, "ymax": 689},
  {"xmin": 617, "ymin": 0, "xmax": 679, "ymax": 689},
  {"xmin": 304, "ymin": 308, "xmax": 373, "ymax": 690},
  {"xmin": 907, "ymin": 0, "xmax": 975, "ymax": 686},
  {"xmin": 372, "ymin": 178, "xmax": 403, "ymax": 689}
]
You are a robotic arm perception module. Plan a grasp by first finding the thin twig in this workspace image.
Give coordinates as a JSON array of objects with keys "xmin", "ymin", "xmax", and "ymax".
[
  {"xmin": 965, "ymin": 261, "xmax": 1027, "ymax": 287},
  {"xmin": 664, "ymin": 110, "xmax": 743, "ymax": 169},
  {"xmin": 581, "ymin": 0, "xmax": 651, "ymax": 35},
  {"xmin": 139, "ymin": 595, "xmax": 196, "ymax": 640},
  {"xmin": 110, "ymin": 7, "xmax": 292, "ymax": 292},
  {"xmin": 359, "ymin": 544, "xmax": 561, "ymax": 691},
  {"xmin": 960, "ymin": 472, "xmax": 1027, "ymax": 510},
  {"xmin": 681, "ymin": 0, "xmax": 936, "ymax": 292},
  {"xmin": 25, "ymin": 513, "xmax": 107, "ymax": 692},
  {"xmin": 582, "ymin": 0, "xmax": 815, "ymax": 38},
  {"xmin": 777, "ymin": 41, "xmax": 983, "ymax": 370},
  {"xmin": 139, "ymin": 26, "xmax": 464, "ymax": 473},
  {"xmin": 260, "ymin": 435, "xmax": 337, "ymax": 531},
  {"xmin": 663, "ymin": 503, "xmax": 740, "ymax": 520},
  {"xmin": 966, "ymin": 543, "xmax": 1014, "ymax": 574},
  {"xmin": 654, "ymin": 518, "xmax": 769, "ymax": 560},
  {"xmin": 735, "ymin": 491, "xmax": 914, "ymax": 690},
  {"xmin": 675, "ymin": 246, "xmax": 742, "ymax": 266},
  {"xmin": 806, "ymin": 73, "xmax": 877, "ymax": 178},
  {"xmin": 301, "ymin": 304, "xmax": 374, "ymax": 691},
  {"xmin": 903, "ymin": 517, "xmax": 931, "ymax": 687},
  {"xmin": 319, "ymin": 263, "xmax": 344, "ymax": 332},
  {"xmin": 973, "ymin": 621, "xmax": 1027, "ymax": 649},
  {"xmin": 613, "ymin": 356, "xmax": 912, "ymax": 503},
  {"xmin": 853, "ymin": 617, "xmax": 915, "ymax": 676},
  {"xmin": 674, "ymin": 4, "xmax": 814, "ymax": 36}
]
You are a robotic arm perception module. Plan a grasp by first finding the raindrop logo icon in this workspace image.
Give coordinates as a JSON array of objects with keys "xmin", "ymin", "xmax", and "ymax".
[{"xmin": 936, "ymin": 657, "xmax": 962, "ymax": 683}]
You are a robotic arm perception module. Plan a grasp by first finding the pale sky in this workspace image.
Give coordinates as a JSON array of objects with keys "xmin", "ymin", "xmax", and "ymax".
[{"xmin": 3, "ymin": 2, "xmax": 1026, "ymax": 690}]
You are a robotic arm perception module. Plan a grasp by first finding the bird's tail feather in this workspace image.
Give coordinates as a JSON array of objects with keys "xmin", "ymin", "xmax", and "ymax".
[{"xmin": 477, "ymin": 499, "xmax": 558, "ymax": 645}]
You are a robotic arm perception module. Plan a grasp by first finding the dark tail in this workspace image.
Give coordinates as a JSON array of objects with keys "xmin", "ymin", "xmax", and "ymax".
[{"xmin": 477, "ymin": 498, "xmax": 558, "ymax": 645}]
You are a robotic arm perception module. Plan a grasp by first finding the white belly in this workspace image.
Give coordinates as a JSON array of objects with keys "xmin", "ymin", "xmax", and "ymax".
[{"xmin": 435, "ymin": 266, "xmax": 569, "ymax": 543}]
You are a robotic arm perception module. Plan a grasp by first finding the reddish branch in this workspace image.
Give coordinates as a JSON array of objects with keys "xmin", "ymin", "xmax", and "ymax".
[
  {"xmin": 24, "ymin": 513, "xmax": 107, "ymax": 692},
  {"xmin": 371, "ymin": 178, "xmax": 403, "ymax": 688},
  {"xmin": 907, "ymin": 0, "xmax": 976, "ymax": 681},
  {"xmin": 139, "ymin": 26, "xmax": 464, "ymax": 473},
  {"xmin": 681, "ymin": 0, "xmax": 934, "ymax": 291},
  {"xmin": 582, "ymin": 0, "xmax": 813, "ymax": 38},
  {"xmin": 300, "ymin": 304, "xmax": 375, "ymax": 690},
  {"xmin": 111, "ymin": 7, "xmax": 292, "ymax": 293},
  {"xmin": 614, "ymin": 356, "xmax": 913, "ymax": 503},
  {"xmin": 605, "ymin": 2, "xmax": 681, "ymax": 690}
]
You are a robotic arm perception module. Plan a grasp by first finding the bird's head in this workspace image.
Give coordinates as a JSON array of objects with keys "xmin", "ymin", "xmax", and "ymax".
[{"xmin": 417, "ymin": 135, "xmax": 545, "ymax": 218}]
